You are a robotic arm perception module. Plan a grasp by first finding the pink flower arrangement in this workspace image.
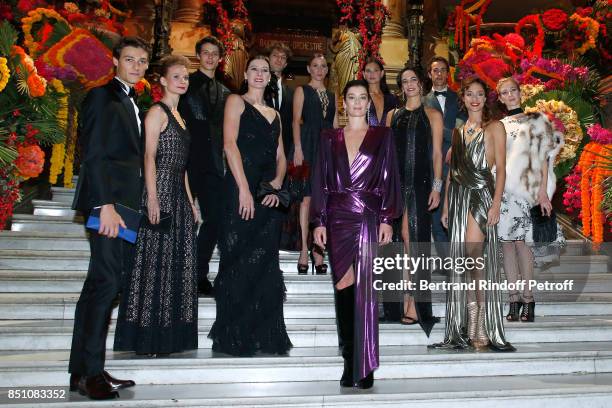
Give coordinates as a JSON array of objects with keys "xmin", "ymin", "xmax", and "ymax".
[
  {"xmin": 563, "ymin": 167, "xmax": 582, "ymax": 218},
  {"xmin": 587, "ymin": 124, "xmax": 612, "ymax": 145}
]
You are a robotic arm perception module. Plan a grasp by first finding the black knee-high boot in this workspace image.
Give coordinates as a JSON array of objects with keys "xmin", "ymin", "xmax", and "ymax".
[{"xmin": 335, "ymin": 285, "xmax": 354, "ymax": 387}]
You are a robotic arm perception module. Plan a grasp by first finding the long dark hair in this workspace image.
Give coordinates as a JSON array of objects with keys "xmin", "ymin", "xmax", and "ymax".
[
  {"xmin": 362, "ymin": 57, "xmax": 391, "ymax": 95},
  {"xmin": 458, "ymin": 76, "xmax": 491, "ymax": 123}
]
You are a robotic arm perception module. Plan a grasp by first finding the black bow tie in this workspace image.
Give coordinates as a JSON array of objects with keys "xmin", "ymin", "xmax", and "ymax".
[
  {"xmin": 128, "ymin": 87, "xmax": 136, "ymax": 99},
  {"xmin": 434, "ymin": 90, "xmax": 447, "ymax": 97}
]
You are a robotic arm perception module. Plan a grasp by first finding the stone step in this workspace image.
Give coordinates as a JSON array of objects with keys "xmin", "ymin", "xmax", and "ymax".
[
  {"xmin": 5, "ymin": 373, "xmax": 612, "ymax": 407},
  {"xmin": 10, "ymin": 215, "xmax": 84, "ymax": 233},
  {"xmin": 0, "ymin": 227, "xmax": 594, "ymax": 255},
  {"xmin": 50, "ymin": 187, "xmax": 75, "ymax": 204},
  {"xmin": 1, "ymin": 269, "xmax": 611, "ymax": 299},
  {"xmin": 0, "ymin": 342, "xmax": 611, "ymax": 388},
  {"xmin": 1, "ymin": 315, "xmax": 612, "ymax": 350},
  {"xmin": 0, "ymin": 248, "xmax": 606, "ymax": 274},
  {"xmin": 31, "ymin": 200, "xmax": 77, "ymax": 217},
  {"xmin": 1, "ymin": 290, "xmax": 612, "ymax": 319},
  {"xmin": 0, "ymin": 231, "xmax": 89, "ymax": 251}
]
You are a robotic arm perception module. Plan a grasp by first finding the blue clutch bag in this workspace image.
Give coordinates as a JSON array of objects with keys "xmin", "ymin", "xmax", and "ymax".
[{"xmin": 86, "ymin": 203, "xmax": 143, "ymax": 243}]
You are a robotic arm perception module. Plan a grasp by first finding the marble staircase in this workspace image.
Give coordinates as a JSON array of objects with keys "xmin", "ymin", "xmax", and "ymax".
[{"xmin": 0, "ymin": 187, "xmax": 611, "ymax": 407}]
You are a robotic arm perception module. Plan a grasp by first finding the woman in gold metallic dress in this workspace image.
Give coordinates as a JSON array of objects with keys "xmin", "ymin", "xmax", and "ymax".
[{"xmin": 431, "ymin": 77, "xmax": 515, "ymax": 352}]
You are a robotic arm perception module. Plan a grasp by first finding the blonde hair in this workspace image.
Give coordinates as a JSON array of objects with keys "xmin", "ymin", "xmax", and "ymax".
[
  {"xmin": 496, "ymin": 76, "xmax": 520, "ymax": 95},
  {"xmin": 159, "ymin": 54, "xmax": 191, "ymax": 77}
]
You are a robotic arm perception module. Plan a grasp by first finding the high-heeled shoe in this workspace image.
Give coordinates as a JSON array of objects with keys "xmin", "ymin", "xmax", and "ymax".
[
  {"xmin": 506, "ymin": 301, "xmax": 522, "ymax": 321},
  {"xmin": 520, "ymin": 301, "xmax": 535, "ymax": 322},
  {"xmin": 314, "ymin": 263, "xmax": 328, "ymax": 275},
  {"xmin": 310, "ymin": 250, "xmax": 328, "ymax": 275},
  {"xmin": 474, "ymin": 304, "xmax": 490, "ymax": 349},
  {"xmin": 357, "ymin": 372, "xmax": 374, "ymax": 389},
  {"xmin": 297, "ymin": 252, "xmax": 309, "ymax": 275},
  {"xmin": 467, "ymin": 302, "xmax": 478, "ymax": 343}
]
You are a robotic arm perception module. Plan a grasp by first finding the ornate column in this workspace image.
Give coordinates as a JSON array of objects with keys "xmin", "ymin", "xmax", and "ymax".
[
  {"xmin": 405, "ymin": 0, "xmax": 424, "ymax": 67},
  {"xmin": 152, "ymin": 0, "xmax": 173, "ymax": 64},
  {"xmin": 379, "ymin": 0, "xmax": 408, "ymax": 90}
]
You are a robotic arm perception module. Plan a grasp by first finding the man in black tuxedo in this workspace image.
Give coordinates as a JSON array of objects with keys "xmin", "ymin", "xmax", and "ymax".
[
  {"xmin": 424, "ymin": 56, "xmax": 466, "ymax": 258},
  {"xmin": 69, "ymin": 37, "xmax": 150, "ymax": 400},
  {"xmin": 266, "ymin": 42, "xmax": 294, "ymax": 156},
  {"xmin": 178, "ymin": 36, "xmax": 230, "ymax": 295}
]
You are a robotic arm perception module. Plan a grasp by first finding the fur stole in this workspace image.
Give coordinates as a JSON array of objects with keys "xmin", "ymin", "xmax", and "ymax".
[{"xmin": 503, "ymin": 112, "xmax": 564, "ymax": 205}]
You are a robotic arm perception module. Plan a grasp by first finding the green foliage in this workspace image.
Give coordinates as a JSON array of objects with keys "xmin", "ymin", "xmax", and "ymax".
[{"xmin": 0, "ymin": 21, "xmax": 18, "ymax": 57}]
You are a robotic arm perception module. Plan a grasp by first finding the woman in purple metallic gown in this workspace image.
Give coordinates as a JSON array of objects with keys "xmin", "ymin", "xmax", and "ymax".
[{"xmin": 311, "ymin": 80, "xmax": 401, "ymax": 389}]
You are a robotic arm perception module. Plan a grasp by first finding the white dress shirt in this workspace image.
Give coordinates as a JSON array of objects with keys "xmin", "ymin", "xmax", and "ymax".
[{"xmin": 434, "ymin": 86, "xmax": 448, "ymax": 114}]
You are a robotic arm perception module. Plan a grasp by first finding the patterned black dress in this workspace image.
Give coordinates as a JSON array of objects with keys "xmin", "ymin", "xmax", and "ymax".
[
  {"xmin": 114, "ymin": 102, "xmax": 198, "ymax": 354},
  {"xmin": 296, "ymin": 84, "xmax": 335, "ymax": 196},
  {"xmin": 208, "ymin": 101, "xmax": 292, "ymax": 356}
]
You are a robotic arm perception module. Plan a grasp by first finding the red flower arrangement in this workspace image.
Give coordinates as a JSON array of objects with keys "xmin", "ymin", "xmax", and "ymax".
[
  {"xmin": 202, "ymin": 0, "xmax": 250, "ymax": 55},
  {"xmin": 515, "ymin": 14, "xmax": 545, "ymax": 58},
  {"xmin": 337, "ymin": 0, "xmax": 355, "ymax": 25},
  {"xmin": 334, "ymin": 0, "xmax": 390, "ymax": 72},
  {"xmin": 542, "ymin": 8, "xmax": 568, "ymax": 32},
  {"xmin": 0, "ymin": 171, "xmax": 20, "ymax": 230},
  {"xmin": 356, "ymin": 1, "xmax": 390, "ymax": 71},
  {"xmin": 454, "ymin": 0, "xmax": 493, "ymax": 51},
  {"xmin": 14, "ymin": 144, "xmax": 45, "ymax": 179},
  {"xmin": 563, "ymin": 166, "xmax": 582, "ymax": 218}
]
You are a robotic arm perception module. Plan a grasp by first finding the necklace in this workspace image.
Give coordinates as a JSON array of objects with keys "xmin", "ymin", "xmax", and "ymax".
[{"xmin": 465, "ymin": 120, "xmax": 481, "ymax": 136}]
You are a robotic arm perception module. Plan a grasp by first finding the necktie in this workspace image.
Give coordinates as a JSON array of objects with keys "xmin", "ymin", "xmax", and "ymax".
[{"xmin": 434, "ymin": 90, "xmax": 447, "ymax": 97}]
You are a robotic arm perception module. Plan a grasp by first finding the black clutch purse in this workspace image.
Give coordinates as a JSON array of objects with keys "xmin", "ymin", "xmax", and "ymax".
[
  {"xmin": 142, "ymin": 208, "xmax": 172, "ymax": 233},
  {"xmin": 257, "ymin": 182, "xmax": 290, "ymax": 207},
  {"xmin": 530, "ymin": 205, "xmax": 557, "ymax": 243}
]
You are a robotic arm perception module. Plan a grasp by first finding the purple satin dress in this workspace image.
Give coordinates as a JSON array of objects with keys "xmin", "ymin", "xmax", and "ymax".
[{"xmin": 311, "ymin": 126, "xmax": 401, "ymax": 380}]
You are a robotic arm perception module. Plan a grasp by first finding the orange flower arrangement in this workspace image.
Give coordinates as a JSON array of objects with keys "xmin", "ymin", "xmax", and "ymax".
[
  {"xmin": 578, "ymin": 142, "xmax": 611, "ymax": 243},
  {"xmin": 568, "ymin": 13, "xmax": 600, "ymax": 54},
  {"xmin": 21, "ymin": 8, "xmax": 71, "ymax": 58},
  {"xmin": 14, "ymin": 144, "xmax": 45, "ymax": 179},
  {"xmin": 10, "ymin": 45, "xmax": 47, "ymax": 97}
]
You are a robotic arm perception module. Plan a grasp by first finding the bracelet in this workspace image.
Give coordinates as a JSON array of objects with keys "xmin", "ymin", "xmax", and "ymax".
[{"xmin": 432, "ymin": 178, "xmax": 443, "ymax": 193}]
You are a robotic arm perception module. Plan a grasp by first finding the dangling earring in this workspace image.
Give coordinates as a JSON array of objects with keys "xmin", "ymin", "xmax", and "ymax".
[{"xmin": 366, "ymin": 106, "xmax": 370, "ymax": 124}]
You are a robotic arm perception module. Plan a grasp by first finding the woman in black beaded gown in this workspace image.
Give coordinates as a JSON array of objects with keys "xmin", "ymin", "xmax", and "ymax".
[
  {"xmin": 114, "ymin": 55, "xmax": 199, "ymax": 355},
  {"xmin": 208, "ymin": 55, "xmax": 292, "ymax": 356},
  {"xmin": 387, "ymin": 66, "xmax": 443, "ymax": 335}
]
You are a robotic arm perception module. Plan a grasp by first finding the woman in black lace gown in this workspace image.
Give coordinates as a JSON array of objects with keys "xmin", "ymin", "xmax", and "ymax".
[
  {"xmin": 292, "ymin": 53, "xmax": 336, "ymax": 274},
  {"xmin": 114, "ymin": 55, "xmax": 199, "ymax": 355},
  {"xmin": 387, "ymin": 66, "xmax": 443, "ymax": 334},
  {"xmin": 208, "ymin": 55, "xmax": 292, "ymax": 356}
]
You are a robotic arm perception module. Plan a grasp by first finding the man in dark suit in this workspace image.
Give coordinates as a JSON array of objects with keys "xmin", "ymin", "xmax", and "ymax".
[
  {"xmin": 423, "ymin": 56, "xmax": 466, "ymax": 257},
  {"xmin": 266, "ymin": 42, "xmax": 294, "ymax": 156},
  {"xmin": 69, "ymin": 37, "xmax": 150, "ymax": 399},
  {"xmin": 178, "ymin": 36, "xmax": 230, "ymax": 296}
]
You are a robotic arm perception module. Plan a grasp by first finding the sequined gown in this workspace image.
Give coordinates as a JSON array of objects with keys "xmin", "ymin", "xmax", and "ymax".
[
  {"xmin": 390, "ymin": 106, "xmax": 437, "ymax": 335},
  {"xmin": 438, "ymin": 127, "xmax": 512, "ymax": 349},
  {"xmin": 311, "ymin": 126, "xmax": 401, "ymax": 381},
  {"xmin": 208, "ymin": 102, "xmax": 292, "ymax": 356},
  {"xmin": 114, "ymin": 102, "xmax": 198, "ymax": 354}
]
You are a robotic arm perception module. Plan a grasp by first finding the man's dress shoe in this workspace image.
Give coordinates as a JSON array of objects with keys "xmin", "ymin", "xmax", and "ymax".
[
  {"xmin": 70, "ymin": 370, "xmax": 135, "ymax": 392},
  {"xmin": 77, "ymin": 374, "xmax": 118, "ymax": 400}
]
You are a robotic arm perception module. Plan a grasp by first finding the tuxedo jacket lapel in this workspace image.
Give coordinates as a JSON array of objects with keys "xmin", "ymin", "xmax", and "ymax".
[
  {"xmin": 111, "ymin": 80, "xmax": 141, "ymax": 141},
  {"xmin": 425, "ymin": 92, "xmax": 442, "ymax": 113}
]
